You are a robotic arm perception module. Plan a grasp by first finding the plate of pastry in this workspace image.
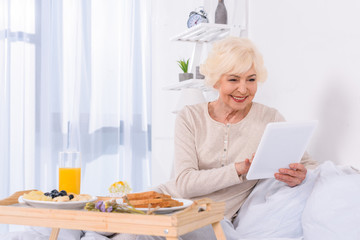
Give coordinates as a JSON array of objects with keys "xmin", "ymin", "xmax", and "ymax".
[
  {"xmin": 134, "ymin": 198, "xmax": 193, "ymax": 213},
  {"xmin": 19, "ymin": 190, "xmax": 97, "ymax": 209},
  {"xmin": 123, "ymin": 191, "xmax": 193, "ymax": 213}
]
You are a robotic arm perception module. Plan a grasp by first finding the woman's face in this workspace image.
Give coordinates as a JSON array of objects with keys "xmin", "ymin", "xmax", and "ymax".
[{"xmin": 214, "ymin": 67, "xmax": 257, "ymax": 113}]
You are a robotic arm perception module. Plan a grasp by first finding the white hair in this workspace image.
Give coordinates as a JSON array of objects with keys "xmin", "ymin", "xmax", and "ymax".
[{"xmin": 200, "ymin": 37, "xmax": 267, "ymax": 87}]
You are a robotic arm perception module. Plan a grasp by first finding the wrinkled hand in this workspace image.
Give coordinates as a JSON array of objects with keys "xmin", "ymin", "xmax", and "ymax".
[
  {"xmin": 274, "ymin": 163, "xmax": 307, "ymax": 187},
  {"xmin": 235, "ymin": 153, "xmax": 254, "ymax": 176}
]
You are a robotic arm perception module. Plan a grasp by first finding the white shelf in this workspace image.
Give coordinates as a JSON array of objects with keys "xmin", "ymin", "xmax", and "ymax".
[
  {"xmin": 170, "ymin": 23, "xmax": 241, "ymax": 43},
  {"xmin": 163, "ymin": 79, "xmax": 212, "ymax": 91}
]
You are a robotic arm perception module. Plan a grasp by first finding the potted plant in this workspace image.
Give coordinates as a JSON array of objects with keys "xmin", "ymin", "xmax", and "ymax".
[{"xmin": 177, "ymin": 58, "xmax": 193, "ymax": 81}]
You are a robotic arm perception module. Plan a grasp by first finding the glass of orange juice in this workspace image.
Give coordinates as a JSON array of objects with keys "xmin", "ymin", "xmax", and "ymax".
[{"xmin": 59, "ymin": 151, "xmax": 81, "ymax": 194}]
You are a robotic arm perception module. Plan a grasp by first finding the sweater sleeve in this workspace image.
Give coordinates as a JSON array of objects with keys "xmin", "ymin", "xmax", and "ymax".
[
  {"xmin": 174, "ymin": 107, "xmax": 242, "ymax": 199},
  {"xmin": 300, "ymin": 151, "xmax": 318, "ymax": 169}
]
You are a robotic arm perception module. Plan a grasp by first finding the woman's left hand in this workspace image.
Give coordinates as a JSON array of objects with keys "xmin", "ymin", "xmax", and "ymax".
[{"xmin": 274, "ymin": 163, "xmax": 307, "ymax": 187}]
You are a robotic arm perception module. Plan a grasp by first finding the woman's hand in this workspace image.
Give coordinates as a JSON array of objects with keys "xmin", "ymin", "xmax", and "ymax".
[
  {"xmin": 235, "ymin": 154, "xmax": 254, "ymax": 176},
  {"xmin": 274, "ymin": 163, "xmax": 307, "ymax": 187}
]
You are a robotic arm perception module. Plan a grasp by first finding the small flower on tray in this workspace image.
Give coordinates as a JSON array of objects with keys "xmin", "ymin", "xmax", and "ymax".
[{"xmin": 84, "ymin": 199, "xmax": 148, "ymax": 214}]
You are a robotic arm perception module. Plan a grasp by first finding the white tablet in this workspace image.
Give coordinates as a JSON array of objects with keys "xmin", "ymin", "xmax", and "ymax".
[{"xmin": 246, "ymin": 121, "xmax": 317, "ymax": 180}]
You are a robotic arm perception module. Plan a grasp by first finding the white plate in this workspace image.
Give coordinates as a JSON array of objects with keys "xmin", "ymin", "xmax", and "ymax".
[
  {"xmin": 134, "ymin": 198, "xmax": 193, "ymax": 213},
  {"xmin": 19, "ymin": 196, "xmax": 97, "ymax": 210}
]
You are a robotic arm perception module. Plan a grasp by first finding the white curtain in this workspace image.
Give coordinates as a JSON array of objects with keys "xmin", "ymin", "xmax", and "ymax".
[{"xmin": 0, "ymin": 0, "xmax": 152, "ymax": 234}]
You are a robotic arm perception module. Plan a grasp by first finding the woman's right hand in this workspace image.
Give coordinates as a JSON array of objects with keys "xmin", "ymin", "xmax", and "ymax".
[{"xmin": 235, "ymin": 153, "xmax": 254, "ymax": 176}]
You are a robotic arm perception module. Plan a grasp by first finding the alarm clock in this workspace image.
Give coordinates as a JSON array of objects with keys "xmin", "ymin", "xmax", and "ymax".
[{"xmin": 187, "ymin": 7, "xmax": 209, "ymax": 28}]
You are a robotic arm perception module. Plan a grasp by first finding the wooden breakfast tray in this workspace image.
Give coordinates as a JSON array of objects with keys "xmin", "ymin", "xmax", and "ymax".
[{"xmin": 0, "ymin": 190, "xmax": 226, "ymax": 240}]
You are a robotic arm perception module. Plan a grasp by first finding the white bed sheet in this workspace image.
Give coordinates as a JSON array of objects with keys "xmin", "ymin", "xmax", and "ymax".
[{"xmin": 302, "ymin": 162, "xmax": 360, "ymax": 239}]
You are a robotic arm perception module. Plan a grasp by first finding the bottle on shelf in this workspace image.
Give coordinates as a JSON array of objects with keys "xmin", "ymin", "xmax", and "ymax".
[{"xmin": 215, "ymin": 0, "xmax": 228, "ymax": 24}]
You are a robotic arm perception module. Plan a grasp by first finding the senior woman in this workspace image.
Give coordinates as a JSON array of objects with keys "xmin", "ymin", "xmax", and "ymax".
[{"xmin": 115, "ymin": 37, "xmax": 317, "ymax": 240}]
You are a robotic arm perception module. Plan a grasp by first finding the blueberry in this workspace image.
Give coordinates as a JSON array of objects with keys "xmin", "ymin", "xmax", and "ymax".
[
  {"xmin": 59, "ymin": 190, "xmax": 67, "ymax": 196},
  {"xmin": 44, "ymin": 192, "xmax": 50, "ymax": 196},
  {"xmin": 69, "ymin": 194, "xmax": 74, "ymax": 200},
  {"xmin": 51, "ymin": 189, "xmax": 58, "ymax": 194},
  {"xmin": 50, "ymin": 192, "xmax": 60, "ymax": 198}
]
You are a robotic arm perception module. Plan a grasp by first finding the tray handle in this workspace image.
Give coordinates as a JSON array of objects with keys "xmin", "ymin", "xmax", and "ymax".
[
  {"xmin": 175, "ymin": 198, "xmax": 214, "ymax": 215},
  {"xmin": 0, "ymin": 189, "xmax": 37, "ymax": 206}
]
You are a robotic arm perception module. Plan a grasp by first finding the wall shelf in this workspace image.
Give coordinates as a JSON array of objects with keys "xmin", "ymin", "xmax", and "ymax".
[
  {"xmin": 163, "ymin": 79, "xmax": 212, "ymax": 91},
  {"xmin": 170, "ymin": 23, "xmax": 241, "ymax": 43}
]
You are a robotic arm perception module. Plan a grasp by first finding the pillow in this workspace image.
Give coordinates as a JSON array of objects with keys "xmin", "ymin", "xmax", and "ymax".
[
  {"xmin": 233, "ymin": 169, "xmax": 318, "ymax": 238},
  {"xmin": 302, "ymin": 162, "xmax": 360, "ymax": 239}
]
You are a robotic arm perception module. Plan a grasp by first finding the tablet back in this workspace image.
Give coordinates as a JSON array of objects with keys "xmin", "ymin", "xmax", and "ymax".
[{"xmin": 246, "ymin": 121, "xmax": 317, "ymax": 180}]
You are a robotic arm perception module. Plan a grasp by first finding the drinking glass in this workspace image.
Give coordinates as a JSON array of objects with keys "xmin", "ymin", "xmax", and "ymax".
[{"xmin": 58, "ymin": 151, "xmax": 81, "ymax": 194}]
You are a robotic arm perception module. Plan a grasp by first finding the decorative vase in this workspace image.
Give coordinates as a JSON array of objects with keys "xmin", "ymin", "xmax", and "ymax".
[
  {"xmin": 179, "ymin": 73, "xmax": 193, "ymax": 81},
  {"xmin": 196, "ymin": 66, "xmax": 205, "ymax": 79},
  {"xmin": 215, "ymin": 0, "xmax": 227, "ymax": 24}
]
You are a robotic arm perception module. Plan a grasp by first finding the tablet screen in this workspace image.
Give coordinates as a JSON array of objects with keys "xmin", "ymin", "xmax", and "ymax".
[{"xmin": 246, "ymin": 121, "xmax": 317, "ymax": 180}]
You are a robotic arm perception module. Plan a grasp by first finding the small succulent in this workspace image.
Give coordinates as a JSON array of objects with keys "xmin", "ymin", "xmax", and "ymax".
[{"xmin": 177, "ymin": 58, "xmax": 190, "ymax": 73}]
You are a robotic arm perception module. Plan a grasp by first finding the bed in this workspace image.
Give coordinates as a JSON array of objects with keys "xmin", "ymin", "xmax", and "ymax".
[{"xmin": 226, "ymin": 161, "xmax": 360, "ymax": 240}]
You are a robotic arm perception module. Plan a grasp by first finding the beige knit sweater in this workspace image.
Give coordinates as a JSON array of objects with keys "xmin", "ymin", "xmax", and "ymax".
[{"xmin": 157, "ymin": 102, "xmax": 317, "ymax": 220}]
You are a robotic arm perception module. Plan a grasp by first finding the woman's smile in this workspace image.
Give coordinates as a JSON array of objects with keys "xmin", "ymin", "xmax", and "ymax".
[{"xmin": 231, "ymin": 95, "xmax": 248, "ymax": 103}]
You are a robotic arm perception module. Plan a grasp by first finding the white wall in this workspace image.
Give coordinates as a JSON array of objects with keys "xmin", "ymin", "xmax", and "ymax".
[
  {"xmin": 249, "ymin": 0, "xmax": 360, "ymax": 169},
  {"xmin": 151, "ymin": 0, "xmax": 360, "ymax": 186}
]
